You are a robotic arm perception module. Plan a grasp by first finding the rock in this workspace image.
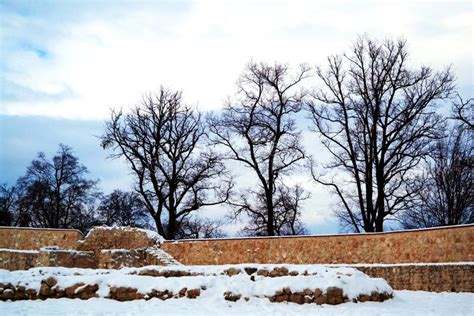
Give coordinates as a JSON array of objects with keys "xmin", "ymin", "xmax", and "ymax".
[
  {"xmin": 244, "ymin": 267, "xmax": 258, "ymax": 275},
  {"xmin": 270, "ymin": 267, "xmax": 289, "ymax": 277},
  {"xmin": 289, "ymin": 271, "xmax": 299, "ymax": 276},
  {"xmin": 358, "ymin": 294, "xmax": 370, "ymax": 302},
  {"xmin": 1, "ymin": 289, "xmax": 14, "ymax": 300},
  {"xmin": 283, "ymin": 287, "xmax": 291, "ymax": 294},
  {"xmin": 224, "ymin": 291, "xmax": 241, "ymax": 302},
  {"xmin": 257, "ymin": 269, "xmax": 269, "ymax": 276},
  {"xmin": 379, "ymin": 292, "xmax": 392, "ymax": 301},
  {"xmin": 44, "ymin": 277, "xmax": 57, "ymax": 288},
  {"xmin": 14, "ymin": 286, "xmax": 26, "ymax": 300},
  {"xmin": 39, "ymin": 282, "xmax": 51, "ymax": 297},
  {"xmin": 77, "ymin": 284, "xmax": 98, "ymax": 300},
  {"xmin": 224, "ymin": 268, "xmax": 241, "ymax": 276},
  {"xmin": 186, "ymin": 288, "xmax": 200, "ymax": 299},
  {"xmin": 179, "ymin": 287, "xmax": 187, "ymax": 297},
  {"xmin": 25, "ymin": 289, "xmax": 37, "ymax": 300},
  {"xmin": 290, "ymin": 293, "xmax": 304, "ymax": 304},
  {"xmin": 275, "ymin": 294, "xmax": 289, "ymax": 302},
  {"xmin": 313, "ymin": 289, "xmax": 322, "ymax": 298},
  {"xmin": 55, "ymin": 289, "xmax": 66, "ymax": 298},
  {"xmin": 304, "ymin": 296, "xmax": 314, "ymax": 304},
  {"xmin": 65, "ymin": 283, "xmax": 85, "ymax": 298},
  {"xmin": 109, "ymin": 286, "xmax": 141, "ymax": 301},
  {"xmin": 370, "ymin": 292, "xmax": 381, "ymax": 302},
  {"xmin": 314, "ymin": 294, "xmax": 326, "ymax": 305},
  {"xmin": 303, "ymin": 288, "xmax": 313, "ymax": 296},
  {"xmin": 326, "ymin": 287, "xmax": 344, "ymax": 305}
]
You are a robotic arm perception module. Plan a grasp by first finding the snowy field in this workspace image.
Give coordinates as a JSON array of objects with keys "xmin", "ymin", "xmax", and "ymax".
[{"xmin": 0, "ymin": 290, "xmax": 473, "ymax": 315}]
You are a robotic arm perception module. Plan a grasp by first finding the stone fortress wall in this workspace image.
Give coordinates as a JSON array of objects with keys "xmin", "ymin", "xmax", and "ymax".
[
  {"xmin": 0, "ymin": 224, "xmax": 473, "ymax": 292},
  {"xmin": 161, "ymin": 225, "xmax": 473, "ymax": 265}
]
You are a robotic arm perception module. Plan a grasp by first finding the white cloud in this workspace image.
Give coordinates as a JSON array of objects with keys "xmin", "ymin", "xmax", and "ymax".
[{"xmin": 1, "ymin": 0, "xmax": 471, "ymax": 119}]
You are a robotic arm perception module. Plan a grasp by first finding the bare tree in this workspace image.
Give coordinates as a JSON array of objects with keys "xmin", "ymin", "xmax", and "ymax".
[
  {"xmin": 14, "ymin": 144, "xmax": 100, "ymax": 231},
  {"xmin": 174, "ymin": 215, "xmax": 225, "ymax": 239},
  {"xmin": 400, "ymin": 126, "xmax": 473, "ymax": 228},
  {"xmin": 238, "ymin": 184, "xmax": 309, "ymax": 236},
  {"xmin": 308, "ymin": 36, "xmax": 455, "ymax": 232},
  {"xmin": 97, "ymin": 189, "xmax": 150, "ymax": 228},
  {"xmin": 0, "ymin": 183, "xmax": 16, "ymax": 226},
  {"xmin": 209, "ymin": 61, "xmax": 310, "ymax": 236},
  {"xmin": 452, "ymin": 93, "xmax": 473, "ymax": 129},
  {"xmin": 101, "ymin": 87, "xmax": 232, "ymax": 240}
]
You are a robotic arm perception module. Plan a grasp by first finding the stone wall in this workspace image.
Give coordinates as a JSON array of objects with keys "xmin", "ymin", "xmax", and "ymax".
[
  {"xmin": 77, "ymin": 226, "xmax": 161, "ymax": 256},
  {"xmin": 0, "ymin": 227, "xmax": 83, "ymax": 250},
  {"xmin": 0, "ymin": 249, "xmax": 95, "ymax": 270},
  {"xmin": 162, "ymin": 225, "xmax": 474, "ymax": 265},
  {"xmin": 357, "ymin": 264, "xmax": 474, "ymax": 292},
  {"xmin": 98, "ymin": 249, "xmax": 167, "ymax": 269}
]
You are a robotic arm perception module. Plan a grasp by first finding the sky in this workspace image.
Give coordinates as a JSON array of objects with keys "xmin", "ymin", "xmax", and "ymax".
[{"xmin": 0, "ymin": 0, "xmax": 472, "ymax": 235}]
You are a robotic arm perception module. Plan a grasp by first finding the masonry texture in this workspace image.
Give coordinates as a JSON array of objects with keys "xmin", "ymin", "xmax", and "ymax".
[
  {"xmin": 161, "ymin": 225, "xmax": 474, "ymax": 265},
  {"xmin": 0, "ymin": 225, "xmax": 473, "ymax": 292},
  {"xmin": 0, "ymin": 227, "xmax": 83, "ymax": 250},
  {"xmin": 357, "ymin": 264, "xmax": 474, "ymax": 292}
]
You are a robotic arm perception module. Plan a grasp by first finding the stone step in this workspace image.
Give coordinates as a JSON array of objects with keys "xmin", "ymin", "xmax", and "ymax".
[{"xmin": 146, "ymin": 247, "xmax": 182, "ymax": 266}]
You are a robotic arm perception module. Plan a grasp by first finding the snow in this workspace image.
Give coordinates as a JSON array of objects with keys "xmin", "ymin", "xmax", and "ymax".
[
  {"xmin": 0, "ymin": 264, "xmax": 392, "ymax": 300},
  {"xmin": 330, "ymin": 262, "xmax": 474, "ymax": 267},
  {"xmin": 0, "ymin": 248, "xmax": 38, "ymax": 254},
  {"xmin": 82, "ymin": 226, "xmax": 165, "ymax": 245},
  {"xmin": 39, "ymin": 246, "xmax": 62, "ymax": 251},
  {"xmin": 0, "ymin": 291, "xmax": 472, "ymax": 315}
]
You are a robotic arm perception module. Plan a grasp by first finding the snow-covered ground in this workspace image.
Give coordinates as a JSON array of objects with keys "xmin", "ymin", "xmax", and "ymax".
[
  {"xmin": 0, "ymin": 265, "xmax": 392, "ymax": 301},
  {"xmin": 0, "ymin": 290, "xmax": 473, "ymax": 315}
]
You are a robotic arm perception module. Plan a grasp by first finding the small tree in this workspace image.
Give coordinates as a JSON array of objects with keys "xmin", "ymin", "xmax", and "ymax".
[
  {"xmin": 400, "ymin": 126, "xmax": 473, "ymax": 228},
  {"xmin": 101, "ymin": 87, "xmax": 232, "ymax": 239},
  {"xmin": 97, "ymin": 190, "xmax": 150, "ymax": 228},
  {"xmin": 0, "ymin": 183, "xmax": 16, "ymax": 226},
  {"xmin": 15, "ymin": 144, "xmax": 100, "ymax": 231},
  {"xmin": 308, "ymin": 36, "xmax": 454, "ymax": 232},
  {"xmin": 209, "ymin": 61, "xmax": 310, "ymax": 236}
]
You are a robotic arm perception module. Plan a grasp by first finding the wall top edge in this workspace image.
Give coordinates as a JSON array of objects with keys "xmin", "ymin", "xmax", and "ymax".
[{"xmin": 163, "ymin": 223, "xmax": 474, "ymax": 243}]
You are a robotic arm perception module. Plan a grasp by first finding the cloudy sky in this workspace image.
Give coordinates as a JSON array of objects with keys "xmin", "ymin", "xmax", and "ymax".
[{"xmin": 0, "ymin": 0, "xmax": 472, "ymax": 235}]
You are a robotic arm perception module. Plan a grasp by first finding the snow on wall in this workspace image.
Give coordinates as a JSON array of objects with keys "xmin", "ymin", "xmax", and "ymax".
[{"xmin": 0, "ymin": 264, "xmax": 393, "ymax": 304}]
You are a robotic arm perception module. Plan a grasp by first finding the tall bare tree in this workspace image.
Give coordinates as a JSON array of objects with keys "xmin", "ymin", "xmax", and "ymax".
[
  {"xmin": 308, "ymin": 36, "xmax": 455, "ymax": 232},
  {"xmin": 400, "ymin": 125, "xmax": 473, "ymax": 228},
  {"xmin": 209, "ymin": 62, "xmax": 310, "ymax": 236},
  {"xmin": 101, "ymin": 87, "xmax": 232, "ymax": 239},
  {"xmin": 15, "ymin": 144, "xmax": 100, "ymax": 231}
]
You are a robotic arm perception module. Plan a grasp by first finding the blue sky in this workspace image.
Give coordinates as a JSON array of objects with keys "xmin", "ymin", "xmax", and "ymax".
[{"xmin": 0, "ymin": 0, "xmax": 472, "ymax": 235}]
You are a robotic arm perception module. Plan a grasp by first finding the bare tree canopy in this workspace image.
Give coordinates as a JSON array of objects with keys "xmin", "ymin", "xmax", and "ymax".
[
  {"xmin": 174, "ymin": 215, "xmax": 225, "ymax": 239},
  {"xmin": 101, "ymin": 87, "xmax": 232, "ymax": 240},
  {"xmin": 400, "ymin": 125, "xmax": 473, "ymax": 228},
  {"xmin": 452, "ymin": 93, "xmax": 473, "ymax": 129},
  {"xmin": 209, "ymin": 61, "xmax": 310, "ymax": 236},
  {"xmin": 308, "ymin": 36, "xmax": 455, "ymax": 232},
  {"xmin": 0, "ymin": 184, "xmax": 16, "ymax": 226},
  {"xmin": 13, "ymin": 144, "xmax": 100, "ymax": 232},
  {"xmin": 97, "ymin": 189, "xmax": 151, "ymax": 228}
]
